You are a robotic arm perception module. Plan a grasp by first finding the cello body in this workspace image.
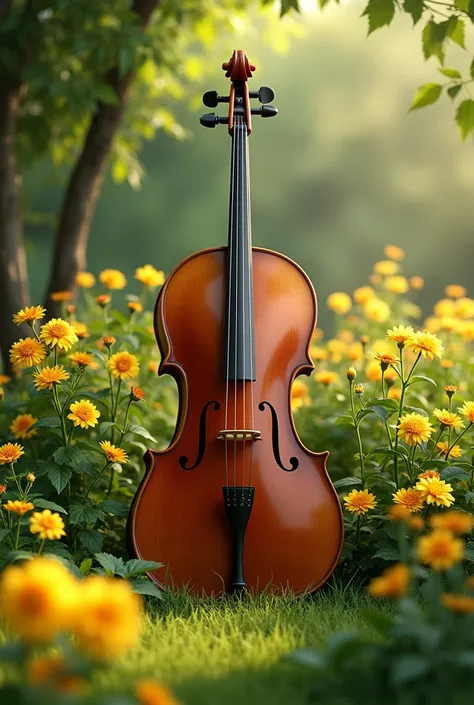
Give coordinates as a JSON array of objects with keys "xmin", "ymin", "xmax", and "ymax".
[{"xmin": 129, "ymin": 246, "xmax": 343, "ymax": 595}]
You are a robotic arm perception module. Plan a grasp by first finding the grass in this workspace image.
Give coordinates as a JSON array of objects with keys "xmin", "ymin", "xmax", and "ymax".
[{"xmin": 101, "ymin": 585, "xmax": 384, "ymax": 705}]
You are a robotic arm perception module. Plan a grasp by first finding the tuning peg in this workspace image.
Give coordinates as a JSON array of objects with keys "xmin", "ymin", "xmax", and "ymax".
[
  {"xmin": 249, "ymin": 86, "xmax": 275, "ymax": 104},
  {"xmin": 250, "ymin": 105, "xmax": 278, "ymax": 118},
  {"xmin": 200, "ymin": 113, "xmax": 228, "ymax": 128},
  {"xmin": 202, "ymin": 90, "xmax": 229, "ymax": 108}
]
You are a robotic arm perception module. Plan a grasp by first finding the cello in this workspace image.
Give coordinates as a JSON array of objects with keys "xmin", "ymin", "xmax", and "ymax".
[{"xmin": 128, "ymin": 50, "xmax": 344, "ymax": 595}]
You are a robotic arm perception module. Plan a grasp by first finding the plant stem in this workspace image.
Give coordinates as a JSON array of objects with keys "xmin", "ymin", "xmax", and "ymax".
[
  {"xmin": 85, "ymin": 462, "xmax": 110, "ymax": 497},
  {"xmin": 14, "ymin": 516, "xmax": 21, "ymax": 549},
  {"xmin": 393, "ymin": 350, "xmax": 422, "ymax": 489},
  {"xmin": 356, "ymin": 515, "xmax": 361, "ymax": 545},
  {"xmin": 37, "ymin": 539, "xmax": 45, "ymax": 555},
  {"xmin": 350, "ymin": 383, "xmax": 366, "ymax": 488},
  {"xmin": 446, "ymin": 423, "xmax": 472, "ymax": 461},
  {"xmin": 425, "ymin": 427, "xmax": 445, "ymax": 462}
]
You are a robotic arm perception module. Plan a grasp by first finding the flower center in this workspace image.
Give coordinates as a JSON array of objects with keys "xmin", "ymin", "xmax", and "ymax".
[
  {"xmin": 116, "ymin": 358, "xmax": 131, "ymax": 372},
  {"xmin": 49, "ymin": 323, "xmax": 69, "ymax": 337},
  {"xmin": 20, "ymin": 341, "xmax": 36, "ymax": 355}
]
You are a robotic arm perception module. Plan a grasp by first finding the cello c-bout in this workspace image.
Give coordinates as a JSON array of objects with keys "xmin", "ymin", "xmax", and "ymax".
[{"xmin": 128, "ymin": 51, "xmax": 344, "ymax": 595}]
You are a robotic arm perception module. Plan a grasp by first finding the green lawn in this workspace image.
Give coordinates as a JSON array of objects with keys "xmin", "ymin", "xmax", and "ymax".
[{"xmin": 104, "ymin": 586, "xmax": 381, "ymax": 705}]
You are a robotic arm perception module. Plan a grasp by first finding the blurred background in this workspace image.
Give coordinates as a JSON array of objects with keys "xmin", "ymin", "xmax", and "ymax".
[{"xmin": 22, "ymin": 1, "xmax": 474, "ymax": 333}]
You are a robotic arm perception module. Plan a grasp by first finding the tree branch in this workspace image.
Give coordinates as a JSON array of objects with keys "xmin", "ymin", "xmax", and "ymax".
[{"xmin": 45, "ymin": 0, "xmax": 161, "ymax": 315}]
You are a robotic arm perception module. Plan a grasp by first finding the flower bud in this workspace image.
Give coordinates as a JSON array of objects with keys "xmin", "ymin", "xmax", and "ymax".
[
  {"xmin": 96, "ymin": 294, "xmax": 111, "ymax": 308},
  {"xmin": 101, "ymin": 336, "xmax": 116, "ymax": 349},
  {"xmin": 445, "ymin": 384, "xmax": 457, "ymax": 399},
  {"xmin": 130, "ymin": 386, "xmax": 145, "ymax": 402},
  {"xmin": 26, "ymin": 473, "xmax": 36, "ymax": 483},
  {"xmin": 0, "ymin": 388, "xmax": 3, "ymax": 403},
  {"xmin": 354, "ymin": 384, "xmax": 364, "ymax": 395},
  {"xmin": 128, "ymin": 301, "xmax": 143, "ymax": 314},
  {"xmin": 346, "ymin": 367, "xmax": 356, "ymax": 381},
  {"xmin": 66, "ymin": 305, "xmax": 76, "ymax": 315},
  {"xmin": 0, "ymin": 484, "xmax": 6, "ymax": 495}
]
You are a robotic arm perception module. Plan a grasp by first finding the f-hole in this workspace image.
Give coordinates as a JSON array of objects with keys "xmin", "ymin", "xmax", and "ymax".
[
  {"xmin": 179, "ymin": 401, "xmax": 220, "ymax": 470},
  {"xmin": 258, "ymin": 401, "xmax": 299, "ymax": 471}
]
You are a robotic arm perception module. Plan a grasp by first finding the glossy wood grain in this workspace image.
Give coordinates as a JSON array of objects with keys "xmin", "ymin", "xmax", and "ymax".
[{"xmin": 128, "ymin": 247, "xmax": 343, "ymax": 596}]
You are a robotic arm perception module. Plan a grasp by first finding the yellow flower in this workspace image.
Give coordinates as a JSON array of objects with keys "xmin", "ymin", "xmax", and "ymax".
[
  {"xmin": 67, "ymin": 400, "xmax": 100, "ymax": 429},
  {"xmin": 434, "ymin": 299, "xmax": 456, "ymax": 317},
  {"xmin": 40, "ymin": 318, "xmax": 78, "ymax": 352},
  {"xmin": 369, "ymin": 351, "xmax": 398, "ymax": 369},
  {"xmin": 99, "ymin": 441, "xmax": 128, "ymax": 464},
  {"xmin": 0, "ymin": 485, "xmax": 7, "ymax": 496},
  {"xmin": 418, "ymin": 469, "xmax": 440, "ymax": 481},
  {"xmin": 0, "ymin": 442, "xmax": 24, "ymax": 464},
  {"xmin": 101, "ymin": 335, "xmax": 116, "ymax": 348},
  {"xmin": 13, "ymin": 305, "xmax": 46, "ymax": 325},
  {"xmin": 135, "ymin": 264, "xmax": 165, "ymax": 288},
  {"xmin": 33, "ymin": 365, "xmax": 70, "ymax": 391},
  {"xmin": 458, "ymin": 401, "xmax": 474, "ymax": 424},
  {"xmin": 409, "ymin": 276, "xmax": 424, "ymax": 290},
  {"xmin": 368, "ymin": 563, "xmax": 410, "ymax": 599},
  {"xmin": 343, "ymin": 489, "xmax": 377, "ymax": 515},
  {"xmin": 9, "ymin": 337, "xmax": 47, "ymax": 368},
  {"xmin": 68, "ymin": 351, "xmax": 97, "ymax": 369},
  {"xmin": 387, "ymin": 505, "xmax": 412, "ymax": 522},
  {"xmin": 148, "ymin": 360, "xmax": 159, "ymax": 374},
  {"xmin": 347, "ymin": 342, "xmax": 363, "ymax": 362},
  {"xmin": 128, "ymin": 301, "xmax": 143, "ymax": 313},
  {"xmin": 433, "ymin": 409, "xmax": 464, "ymax": 431},
  {"xmin": 136, "ymin": 679, "xmax": 182, "ymax": 705},
  {"xmin": 354, "ymin": 383, "xmax": 364, "ymax": 395},
  {"xmin": 455, "ymin": 297, "xmax": 474, "ymax": 319},
  {"xmin": 460, "ymin": 320, "xmax": 474, "ymax": 341},
  {"xmin": 441, "ymin": 593, "xmax": 474, "ymax": 613},
  {"xmin": 9, "ymin": 414, "xmax": 38, "ymax": 439},
  {"xmin": 373, "ymin": 260, "xmax": 398, "ymax": 276},
  {"xmin": 76, "ymin": 272, "xmax": 96, "ymax": 288},
  {"xmin": 346, "ymin": 367, "xmax": 356, "ymax": 381},
  {"xmin": 440, "ymin": 359, "xmax": 454, "ymax": 369},
  {"xmin": 3, "ymin": 500, "xmax": 34, "ymax": 515},
  {"xmin": 392, "ymin": 488, "xmax": 424, "ymax": 513},
  {"xmin": 385, "ymin": 276, "xmax": 409, "ymax": 294},
  {"xmin": 417, "ymin": 530, "xmax": 463, "ymax": 571},
  {"xmin": 445, "ymin": 384, "xmax": 457, "ymax": 397},
  {"xmin": 314, "ymin": 370, "xmax": 340, "ymax": 386},
  {"xmin": 70, "ymin": 321, "xmax": 89, "ymax": 339},
  {"xmin": 388, "ymin": 387, "xmax": 401, "ymax": 400},
  {"xmin": 437, "ymin": 442, "xmax": 462, "ymax": 458},
  {"xmin": 353, "ymin": 286, "xmax": 375, "ymax": 305},
  {"xmin": 365, "ymin": 359, "xmax": 382, "ymax": 382},
  {"xmin": 364, "ymin": 298, "xmax": 390, "ymax": 323},
  {"xmin": 0, "ymin": 557, "xmax": 78, "ymax": 643},
  {"xmin": 30, "ymin": 510, "xmax": 66, "ymax": 541},
  {"xmin": 408, "ymin": 330, "xmax": 444, "ymax": 360},
  {"xmin": 431, "ymin": 511, "xmax": 474, "ymax": 534},
  {"xmin": 424, "ymin": 316, "xmax": 441, "ymax": 333},
  {"xmin": 26, "ymin": 473, "xmax": 35, "ymax": 483},
  {"xmin": 445, "ymin": 284, "xmax": 466, "ymax": 299},
  {"xmin": 50, "ymin": 290, "xmax": 72, "ymax": 302},
  {"xmin": 73, "ymin": 576, "xmax": 142, "ymax": 659},
  {"xmin": 415, "ymin": 477, "xmax": 454, "ymax": 507},
  {"xmin": 108, "ymin": 351, "xmax": 140, "ymax": 380},
  {"xmin": 0, "ymin": 375, "xmax": 10, "ymax": 384},
  {"xmin": 327, "ymin": 292, "xmax": 352, "ymax": 315},
  {"xmin": 310, "ymin": 346, "xmax": 328, "ymax": 362},
  {"xmin": 291, "ymin": 379, "xmax": 310, "ymax": 410},
  {"xmin": 384, "ymin": 244, "xmax": 405, "ymax": 261},
  {"xmin": 397, "ymin": 413, "xmax": 433, "ymax": 447},
  {"xmin": 99, "ymin": 269, "xmax": 127, "ymax": 290}
]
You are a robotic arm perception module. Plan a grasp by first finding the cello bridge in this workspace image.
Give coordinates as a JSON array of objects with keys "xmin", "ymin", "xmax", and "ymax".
[{"xmin": 217, "ymin": 429, "xmax": 261, "ymax": 442}]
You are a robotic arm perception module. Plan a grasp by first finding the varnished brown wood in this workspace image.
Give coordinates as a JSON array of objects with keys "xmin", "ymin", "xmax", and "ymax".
[{"xmin": 128, "ymin": 247, "xmax": 344, "ymax": 596}]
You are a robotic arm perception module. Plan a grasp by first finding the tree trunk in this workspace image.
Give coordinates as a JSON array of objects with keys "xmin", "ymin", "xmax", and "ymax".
[
  {"xmin": 45, "ymin": 0, "xmax": 160, "ymax": 317},
  {"xmin": 0, "ymin": 87, "xmax": 31, "ymax": 373}
]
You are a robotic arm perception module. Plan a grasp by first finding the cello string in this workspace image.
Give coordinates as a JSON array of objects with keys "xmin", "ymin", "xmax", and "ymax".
[
  {"xmin": 241, "ymin": 118, "xmax": 247, "ymax": 490},
  {"xmin": 246, "ymin": 120, "xmax": 255, "ymax": 490},
  {"xmin": 224, "ymin": 109, "xmax": 237, "ymax": 489},
  {"xmin": 233, "ymin": 119, "xmax": 240, "ymax": 490}
]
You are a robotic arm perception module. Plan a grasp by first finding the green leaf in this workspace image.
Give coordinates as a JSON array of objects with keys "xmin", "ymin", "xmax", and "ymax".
[
  {"xmin": 373, "ymin": 547, "xmax": 400, "ymax": 561},
  {"xmin": 53, "ymin": 445, "xmax": 82, "ymax": 466},
  {"xmin": 362, "ymin": 0, "xmax": 395, "ymax": 35},
  {"xmin": 80, "ymin": 557, "xmax": 93, "ymax": 575},
  {"xmin": 455, "ymin": 0, "xmax": 469, "ymax": 10},
  {"xmin": 471, "ymin": 59, "xmax": 474, "ymax": 80},
  {"xmin": 289, "ymin": 648, "xmax": 326, "ymax": 668},
  {"xmin": 100, "ymin": 500, "xmax": 129, "ymax": 518},
  {"xmin": 448, "ymin": 17, "xmax": 465, "ymax": 48},
  {"xmin": 440, "ymin": 466, "xmax": 470, "ymax": 482},
  {"xmin": 410, "ymin": 83, "xmax": 442, "ymax": 111},
  {"xmin": 438, "ymin": 68, "xmax": 461, "ymax": 79},
  {"xmin": 46, "ymin": 463, "xmax": 72, "ymax": 494},
  {"xmin": 99, "ymin": 421, "xmax": 121, "ymax": 437},
  {"xmin": 94, "ymin": 552, "xmax": 126, "ymax": 577},
  {"xmin": 29, "ymin": 416, "xmax": 60, "ymax": 429},
  {"xmin": 448, "ymin": 84, "xmax": 462, "ymax": 101},
  {"xmin": 335, "ymin": 415, "xmax": 355, "ymax": 427},
  {"xmin": 456, "ymin": 99, "xmax": 474, "ymax": 140},
  {"xmin": 33, "ymin": 498, "xmax": 67, "ymax": 514},
  {"xmin": 333, "ymin": 477, "xmax": 362, "ymax": 489},
  {"xmin": 422, "ymin": 20, "xmax": 447, "ymax": 64},
  {"xmin": 77, "ymin": 529, "xmax": 104, "ymax": 554},
  {"xmin": 366, "ymin": 399, "xmax": 398, "ymax": 423},
  {"xmin": 403, "ymin": 0, "xmax": 424, "ymax": 24},
  {"xmin": 391, "ymin": 655, "xmax": 429, "ymax": 685},
  {"xmin": 127, "ymin": 577, "xmax": 163, "ymax": 598},
  {"xmin": 95, "ymin": 82, "xmax": 119, "ymax": 106},
  {"xmin": 120, "ymin": 334, "xmax": 140, "ymax": 351},
  {"xmin": 126, "ymin": 424, "xmax": 157, "ymax": 444},
  {"xmin": 408, "ymin": 374, "xmax": 437, "ymax": 387},
  {"xmin": 69, "ymin": 503, "xmax": 105, "ymax": 525},
  {"xmin": 124, "ymin": 559, "xmax": 163, "ymax": 578},
  {"xmin": 365, "ymin": 446, "xmax": 408, "ymax": 461},
  {"xmin": 0, "ymin": 529, "xmax": 9, "ymax": 543}
]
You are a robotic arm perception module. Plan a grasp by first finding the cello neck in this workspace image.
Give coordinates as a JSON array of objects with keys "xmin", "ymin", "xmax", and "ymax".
[{"xmin": 224, "ymin": 111, "xmax": 256, "ymax": 382}]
